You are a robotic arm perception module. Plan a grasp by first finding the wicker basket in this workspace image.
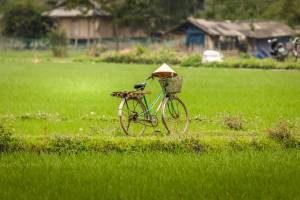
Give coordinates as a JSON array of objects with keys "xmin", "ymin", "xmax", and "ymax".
[{"xmin": 159, "ymin": 76, "xmax": 183, "ymax": 94}]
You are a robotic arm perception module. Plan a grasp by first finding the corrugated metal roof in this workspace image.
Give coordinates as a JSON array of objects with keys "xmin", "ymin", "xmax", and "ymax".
[{"xmin": 185, "ymin": 17, "xmax": 294, "ymax": 39}]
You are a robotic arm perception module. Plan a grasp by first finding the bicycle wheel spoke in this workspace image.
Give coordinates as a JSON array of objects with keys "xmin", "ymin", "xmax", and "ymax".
[
  {"xmin": 125, "ymin": 101, "xmax": 131, "ymax": 115},
  {"xmin": 133, "ymin": 100, "xmax": 139, "ymax": 111},
  {"xmin": 162, "ymin": 96, "xmax": 188, "ymax": 134},
  {"xmin": 175, "ymin": 100, "xmax": 180, "ymax": 117},
  {"xmin": 120, "ymin": 98, "xmax": 147, "ymax": 136},
  {"xmin": 126, "ymin": 119, "xmax": 131, "ymax": 131}
]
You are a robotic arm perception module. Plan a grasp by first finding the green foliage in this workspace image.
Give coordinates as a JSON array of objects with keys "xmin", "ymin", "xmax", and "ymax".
[
  {"xmin": 49, "ymin": 29, "xmax": 68, "ymax": 57},
  {"xmin": 63, "ymin": 0, "xmax": 96, "ymax": 9},
  {"xmin": 87, "ymin": 44, "xmax": 108, "ymax": 57},
  {"xmin": 262, "ymin": 0, "xmax": 300, "ymax": 26},
  {"xmin": 2, "ymin": 2, "xmax": 52, "ymax": 39},
  {"xmin": 200, "ymin": 58, "xmax": 300, "ymax": 70},
  {"xmin": 0, "ymin": 0, "xmax": 49, "ymax": 14},
  {"xmin": 181, "ymin": 55, "xmax": 202, "ymax": 67},
  {"xmin": 100, "ymin": 47, "xmax": 181, "ymax": 64},
  {"xmin": 100, "ymin": 0, "xmax": 203, "ymax": 34},
  {"xmin": 0, "ymin": 134, "xmax": 293, "ymax": 153},
  {"xmin": 239, "ymin": 52, "xmax": 251, "ymax": 59},
  {"xmin": 96, "ymin": 49, "xmax": 300, "ymax": 70},
  {"xmin": 134, "ymin": 44, "xmax": 147, "ymax": 56},
  {"xmin": 0, "ymin": 122, "xmax": 14, "ymax": 152},
  {"xmin": 201, "ymin": 0, "xmax": 300, "ymax": 26}
]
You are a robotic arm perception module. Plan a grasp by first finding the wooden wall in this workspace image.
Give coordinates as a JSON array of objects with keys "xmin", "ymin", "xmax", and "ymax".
[{"xmin": 56, "ymin": 17, "xmax": 146, "ymax": 40}]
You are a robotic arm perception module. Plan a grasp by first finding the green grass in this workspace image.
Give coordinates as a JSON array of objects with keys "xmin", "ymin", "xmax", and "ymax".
[
  {"xmin": 0, "ymin": 150, "xmax": 299, "ymax": 200},
  {"xmin": 0, "ymin": 51, "xmax": 300, "ymax": 136}
]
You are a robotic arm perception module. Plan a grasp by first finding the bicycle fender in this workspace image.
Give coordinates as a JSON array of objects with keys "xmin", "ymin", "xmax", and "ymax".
[{"xmin": 118, "ymin": 99, "xmax": 125, "ymax": 117}]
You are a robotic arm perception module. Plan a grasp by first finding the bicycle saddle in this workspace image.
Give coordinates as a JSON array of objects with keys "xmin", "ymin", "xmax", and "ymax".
[{"xmin": 134, "ymin": 82, "xmax": 146, "ymax": 90}]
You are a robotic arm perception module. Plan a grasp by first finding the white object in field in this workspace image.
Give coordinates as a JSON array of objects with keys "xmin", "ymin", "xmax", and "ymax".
[
  {"xmin": 202, "ymin": 50, "xmax": 224, "ymax": 63},
  {"xmin": 152, "ymin": 63, "xmax": 177, "ymax": 78}
]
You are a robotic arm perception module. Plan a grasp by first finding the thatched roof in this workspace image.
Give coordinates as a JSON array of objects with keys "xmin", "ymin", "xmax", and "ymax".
[
  {"xmin": 43, "ymin": 0, "xmax": 109, "ymax": 17},
  {"xmin": 170, "ymin": 17, "xmax": 295, "ymax": 39}
]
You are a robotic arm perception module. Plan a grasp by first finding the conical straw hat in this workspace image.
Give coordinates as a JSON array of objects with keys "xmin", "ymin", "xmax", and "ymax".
[{"xmin": 152, "ymin": 63, "xmax": 177, "ymax": 78}]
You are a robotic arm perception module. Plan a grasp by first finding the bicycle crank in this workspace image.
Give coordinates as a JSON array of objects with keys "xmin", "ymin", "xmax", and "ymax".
[{"xmin": 150, "ymin": 115, "xmax": 158, "ymax": 127}]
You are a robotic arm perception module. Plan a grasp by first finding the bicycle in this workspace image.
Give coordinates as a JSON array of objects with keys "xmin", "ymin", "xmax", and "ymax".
[{"xmin": 112, "ymin": 75, "xmax": 188, "ymax": 136}]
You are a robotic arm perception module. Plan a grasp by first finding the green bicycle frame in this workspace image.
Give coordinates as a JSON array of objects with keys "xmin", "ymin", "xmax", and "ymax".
[{"xmin": 140, "ymin": 89, "xmax": 165, "ymax": 116}]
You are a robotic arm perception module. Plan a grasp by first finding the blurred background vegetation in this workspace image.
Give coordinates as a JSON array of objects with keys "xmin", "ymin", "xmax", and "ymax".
[{"xmin": 0, "ymin": 0, "xmax": 299, "ymax": 40}]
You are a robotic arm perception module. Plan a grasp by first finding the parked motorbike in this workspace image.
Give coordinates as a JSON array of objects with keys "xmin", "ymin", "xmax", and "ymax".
[
  {"xmin": 268, "ymin": 38, "xmax": 288, "ymax": 61},
  {"xmin": 290, "ymin": 37, "xmax": 300, "ymax": 61}
]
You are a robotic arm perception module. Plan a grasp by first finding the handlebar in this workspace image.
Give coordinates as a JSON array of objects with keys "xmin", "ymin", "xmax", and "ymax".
[{"xmin": 146, "ymin": 75, "xmax": 154, "ymax": 80}]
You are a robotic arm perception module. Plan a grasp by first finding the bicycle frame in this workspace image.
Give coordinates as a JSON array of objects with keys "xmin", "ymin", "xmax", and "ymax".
[{"xmin": 140, "ymin": 89, "xmax": 166, "ymax": 117}]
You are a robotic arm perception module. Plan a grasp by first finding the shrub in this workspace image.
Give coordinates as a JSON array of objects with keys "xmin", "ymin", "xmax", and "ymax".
[
  {"xmin": 49, "ymin": 29, "xmax": 68, "ymax": 57},
  {"xmin": 268, "ymin": 120, "xmax": 292, "ymax": 142},
  {"xmin": 149, "ymin": 47, "xmax": 181, "ymax": 65},
  {"xmin": 49, "ymin": 136, "xmax": 90, "ymax": 154},
  {"xmin": 181, "ymin": 55, "xmax": 202, "ymax": 67},
  {"xmin": 268, "ymin": 120, "xmax": 300, "ymax": 148},
  {"xmin": 0, "ymin": 122, "xmax": 14, "ymax": 152},
  {"xmin": 87, "ymin": 44, "xmax": 108, "ymax": 57},
  {"xmin": 223, "ymin": 114, "xmax": 245, "ymax": 131},
  {"xmin": 134, "ymin": 44, "xmax": 147, "ymax": 56},
  {"xmin": 239, "ymin": 53, "xmax": 251, "ymax": 59},
  {"xmin": 100, "ymin": 47, "xmax": 181, "ymax": 65},
  {"xmin": 87, "ymin": 45, "xmax": 99, "ymax": 57}
]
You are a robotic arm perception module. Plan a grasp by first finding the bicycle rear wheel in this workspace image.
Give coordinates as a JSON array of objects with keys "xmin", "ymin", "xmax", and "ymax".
[
  {"xmin": 162, "ymin": 96, "xmax": 188, "ymax": 134},
  {"xmin": 119, "ymin": 98, "xmax": 147, "ymax": 136}
]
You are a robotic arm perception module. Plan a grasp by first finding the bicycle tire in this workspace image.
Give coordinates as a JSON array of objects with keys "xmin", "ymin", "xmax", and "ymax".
[{"xmin": 162, "ymin": 96, "xmax": 189, "ymax": 134}]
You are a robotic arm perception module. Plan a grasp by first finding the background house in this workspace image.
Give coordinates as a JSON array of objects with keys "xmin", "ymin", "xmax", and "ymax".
[
  {"xmin": 295, "ymin": 26, "xmax": 300, "ymax": 36},
  {"xmin": 43, "ymin": 0, "xmax": 146, "ymax": 46},
  {"xmin": 168, "ymin": 17, "xmax": 295, "ymax": 56}
]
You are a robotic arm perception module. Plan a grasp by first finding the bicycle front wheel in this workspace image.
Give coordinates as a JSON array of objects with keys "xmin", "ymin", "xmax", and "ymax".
[
  {"xmin": 162, "ymin": 96, "xmax": 188, "ymax": 134},
  {"xmin": 119, "ymin": 97, "xmax": 147, "ymax": 136}
]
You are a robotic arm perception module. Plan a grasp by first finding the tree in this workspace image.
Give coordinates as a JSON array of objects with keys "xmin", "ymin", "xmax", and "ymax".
[
  {"xmin": 201, "ymin": 0, "xmax": 300, "ymax": 26},
  {"xmin": 2, "ymin": 2, "xmax": 53, "ymax": 42},
  {"xmin": 53, "ymin": 0, "xmax": 203, "ymax": 33},
  {"xmin": 99, "ymin": 0, "xmax": 203, "ymax": 33}
]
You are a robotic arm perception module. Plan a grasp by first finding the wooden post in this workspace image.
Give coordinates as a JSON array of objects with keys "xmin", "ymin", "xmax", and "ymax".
[
  {"xmin": 113, "ymin": 25, "xmax": 120, "ymax": 52},
  {"xmin": 87, "ymin": 18, "xmax": 91, "ymax": 47},
  {"xmin": 75, "ymin": 38, "xmax": 78, "ymax": 48}
]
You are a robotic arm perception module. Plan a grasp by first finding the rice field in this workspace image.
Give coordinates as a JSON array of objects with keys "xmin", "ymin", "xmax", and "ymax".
[
  {"xmin": 0, "ymin": 150, "xmax": 299, "ymax": 200},
  {"xmin": 0, "ymin": 51, "xmax": 300, "ymax": 136}
]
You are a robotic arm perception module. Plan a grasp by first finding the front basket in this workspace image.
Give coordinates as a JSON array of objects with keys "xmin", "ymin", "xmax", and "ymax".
[{"xmin": 159, "ymin": 76, "xmax": 183, "ymax": 94}]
